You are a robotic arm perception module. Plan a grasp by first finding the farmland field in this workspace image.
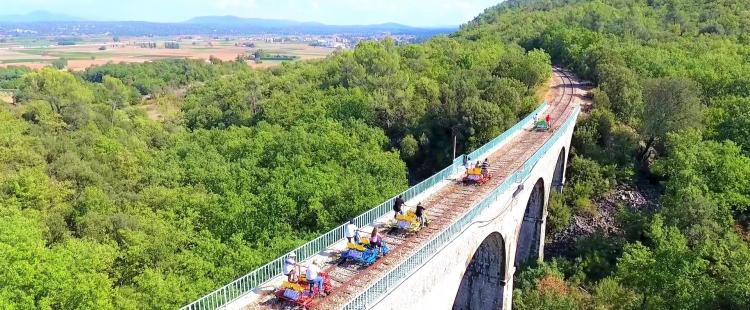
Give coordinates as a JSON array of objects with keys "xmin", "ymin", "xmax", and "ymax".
[{"xmin": 0, "ymin": 36, "xmax": 335, "ymax": 70}]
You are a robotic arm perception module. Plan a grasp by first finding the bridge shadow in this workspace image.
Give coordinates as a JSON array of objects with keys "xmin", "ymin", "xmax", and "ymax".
[
  {"xmin": 452, "ymin": 232, "xmax": 506, "ymax": 310},
  {"xmin": 384, "ymin": 226, "xmax": 412, "ymax": 239},
  {"xmin": 256, "ymin": 296, "xmax": 303, "ymax": 310},
  {"xmin": 551, "ymin": 82, "xmax": 580, "ymax": 89}
]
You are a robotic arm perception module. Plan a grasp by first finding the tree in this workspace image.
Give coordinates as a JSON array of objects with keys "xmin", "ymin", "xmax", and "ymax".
[
  {"xmin": 708, "ymin": 96, "xmax": 750, "ymax": 155},
  {"xmin": 591, "ymin": 278, "xmax": 640, "ymax": 310},
  {"xmin": 641, "ymin": 77, "xmax": 703, "ymax": 158},
  {"xmin": 51, "ymin": 58, "xmax": 68, "ymax": 70},
  {"xmin": 18, "ymin": 68, "xmax": 94, "ymax": 115},
  {"xmin": 481, "ymin": 77, "xmax": 528, "ymax": 113},
  {"xmin": 547, "ymin": 191, "xmax": 571, "ymax": 234},
  {"xmin": 596, "ymin": 63, "xmax": 642, "ymax": 124},
  {"xmin": 100, "ymin": 75, "xmax": 138, "ymax": 108},
  {"xmin": 182, "ymin": 71, "xmax": 264, "ymax": 129},
  {"xmin": 616, "ymin": 216, "xmax": 715, "ymax": 309},
  {"xmin": 493, "ymin": 47, "xmax": 551, "ymax": 91},
  {"xmin": 512, "ymin": 261, "xmax": 589, "ymax": 310},
  {"xmin": 399, "ymin": 134, "xmax": 418, "ymax": 159},
  {"xmin": 654, "ymin": 130, "xmax": 750, "ymax": 215}
]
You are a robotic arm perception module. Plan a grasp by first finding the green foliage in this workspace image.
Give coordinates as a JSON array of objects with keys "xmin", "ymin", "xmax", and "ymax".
[
  {"xmin": 51, "ymin": 58, "xmax": 68, "ymax": 70},
  {"xmin": 654, "ymin": 129, "xmax": 750, "ymax": 215},
  {"xmin": 596, "ymin": 63, "xmax": 642, "ymax": 124},
  {"xmin": 7, "ymin": 0, "xmax": 750, "ymax": 308},
  {"xmin": 178, "ymin": 37, "xmax": 546, "ymax": 179},
  {"xmin": 0, "ymin": 53, "xmax": 412, "ymax": 307},
  {"xmin": 97, "ymin": 76, "xmax": 140, "ymax": 108},
  {"xmin": 512, "ymin": 261, "xmax": 592, "ymax": 310},
  {"xmin": 0, "ymin": 24, "xmax": 557, "ymax": 307},
  {"xmin": 590, "ymin": 277, "xmax": 640, "ymax": 310},
  {"xmin": 566, "ymin": 156, "xmax": 616, "ymax": 204},
  {"xmin": 18, "ymin": 68, "xmax": 95, "ymax": 130},
  {"xmin": 0, "ymin": 66, "xmax": 31, "ymax": 89},
  {"xmin": 547, "ymin": 191, "xmax": 571, "ymax": 234},
  {"xmin": 574, "ymin": 233, "xmax": 624, "ymax": 282},
  {"xmin": 573, "ymin": 107, "xmax": 638, "ymax": 169},
  {"xmin": 493, "ymin": 46, "xmax": 551, "ymax": 91},
  {"xmin": 170, "ymin": 120, "xmax": 407, "ymax": 236},
  {"xmin": 0, "ymin": 207, "xmax": 117, "ymax": 309},
  {"xmin": 642, "ymin": 77, "xmax": 703, "ymax": 153},
  {"xmin": 616, "ymin": 216, "xmax": 716, "ymax": 309},
  {"xmin": 706, "ymin": 96, "xmax": 750, "ymax": 155},
  {"xmin": 80, "ymin": 58, "xmax": 249, "ymax": 95},
  {"xmin": 468, "ymin": 1, "xmax": 750, "ymax": 309},
  {"xmin": 183, "ymin": 71, "xmax": 264, "ymax": 129},
  {"xmin": 399, "ymin": 134, "xmax": 419, "ymax": 159}
]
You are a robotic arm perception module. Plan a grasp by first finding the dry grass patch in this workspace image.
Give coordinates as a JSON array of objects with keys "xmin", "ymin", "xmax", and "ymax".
[{"xmin": 0, "ymin": 92, "xmax": 13, "ymax": 104}]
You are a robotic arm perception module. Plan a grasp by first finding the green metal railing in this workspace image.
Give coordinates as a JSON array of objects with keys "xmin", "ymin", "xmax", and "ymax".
[
  {"xmin": 341, "ymin": 105, "xmax": 581, "ymax": 310},
  {"xmin": 179, "ymin": 103, "xmax": 550, "ymax": 310}
]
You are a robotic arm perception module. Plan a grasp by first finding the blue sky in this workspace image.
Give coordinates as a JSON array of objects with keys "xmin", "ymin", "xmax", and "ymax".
[{"xmin": 2, "ymin": 0, "xmax": 503, "ymax": 26}]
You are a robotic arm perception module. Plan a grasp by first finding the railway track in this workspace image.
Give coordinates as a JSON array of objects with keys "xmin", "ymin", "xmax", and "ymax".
[{"xmin": 245, "ymin": 68, "xmax": 580, "ymax": 310}]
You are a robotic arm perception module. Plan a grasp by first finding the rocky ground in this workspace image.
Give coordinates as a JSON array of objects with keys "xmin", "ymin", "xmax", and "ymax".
[{"xmin": 544, "ymin": 179, "xmax": 661, "ymax": 259}]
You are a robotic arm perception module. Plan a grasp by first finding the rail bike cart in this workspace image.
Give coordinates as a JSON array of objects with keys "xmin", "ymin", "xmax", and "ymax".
[
  {"xmin": 340, "ymin": 237, "xmax": 389, "ymax": 265},
  {"xmin": 463, "ymin": 167, "xmax": 492, "ymax": 185},
  {"xmin": 394, "ymin": 210, "xmax": 423, "ymax": 232},
  {"xmin": 275, "ymin": 272, "xmax": 332, "ymax": 308},
  {"xmin": 534, "ymin": 119, "xmax": 551, "ymax": 131}
]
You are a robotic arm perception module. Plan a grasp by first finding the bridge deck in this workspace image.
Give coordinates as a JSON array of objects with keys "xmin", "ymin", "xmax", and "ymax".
[{"xmin": 243, "ymin": 69, "xmax": 583, "ymax": 310}]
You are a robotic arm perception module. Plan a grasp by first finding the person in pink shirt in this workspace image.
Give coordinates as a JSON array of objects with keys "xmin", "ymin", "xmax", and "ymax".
[{"xmin": 370, "ymin": 226, "xmax": 384, "ymax": 255}]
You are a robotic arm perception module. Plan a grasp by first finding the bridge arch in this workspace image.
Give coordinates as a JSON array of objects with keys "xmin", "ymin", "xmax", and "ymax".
[
  {"xmin": 552, "ymin": 147, "xmax": 566, "ymax": 193},
  {"xmin": 452, "ymin": 232, "xmax": 506, "ymax": 310},
  {"xmin": 514, "ymin": 178, "xmax": 545, "ymax": 267}
]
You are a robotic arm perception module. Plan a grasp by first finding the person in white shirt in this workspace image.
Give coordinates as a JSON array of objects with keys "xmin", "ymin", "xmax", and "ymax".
[
  {"xmin": 283, "ymin": 252, "xmax": 299, "ymax": 282},
  {"xmin": 305, "ymin": 259, "xmax": 325, "ymax": 296},
  {"xmin": 345, "ymin": 219, "xmax": 359, "ymax": 244}
]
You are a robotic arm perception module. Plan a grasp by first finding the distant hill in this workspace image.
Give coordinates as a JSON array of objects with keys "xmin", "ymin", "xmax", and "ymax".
[
  {"xmin": 0, "ymin": 10, "xmax": 85, "ymax": 23},
  {"xmin": 185, "ymin": 16, "xmax": 320, "ymax": 27},
  {"xmin": 183, "ymin": 15, "xmax": 438, "ymax": 33},
  {"xmin": 0, "ymin": 13, "xmax": 456, "ymax": 37}
]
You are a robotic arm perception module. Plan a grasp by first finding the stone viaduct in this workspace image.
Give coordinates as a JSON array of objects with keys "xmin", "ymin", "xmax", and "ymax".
[{"xmin": 181, "ymin": 69, "xmax": 584, "ymax": 310}]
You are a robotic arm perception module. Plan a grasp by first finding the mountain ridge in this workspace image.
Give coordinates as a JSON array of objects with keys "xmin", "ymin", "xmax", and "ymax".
[
  {"xmin": 0, "ymin": 11, "xmax": 451, "ymax": 29},
  {"xmin": 183, "ymin": 15, "xmax": 440, "ymax": 29},
  {"xmin": 0, "ymin": 12, "xmax": 456, "ymax": 36},
  {"xmin": 0, "ymin": 10, "xmax": 85, "ymax": 22}
]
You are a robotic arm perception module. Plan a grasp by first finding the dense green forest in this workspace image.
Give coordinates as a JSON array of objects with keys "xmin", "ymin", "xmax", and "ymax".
[
  {"xmin": 0, "ymin": 34, "xmax": 550, "ymax": 307},
  {"xmin": 3, "ymin": 0, "xmax": 749, "ymax": 309},
  {"xmin": 457, "ymin": 0, "xmax": 750, "ymax": 308}
]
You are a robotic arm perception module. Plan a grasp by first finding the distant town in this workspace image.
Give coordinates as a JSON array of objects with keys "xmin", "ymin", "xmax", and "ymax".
[
  {"xmin": 228, "ymin": 33, "xmax": 421, "ymax": 49},
  {"xmin": 0, "ymin": 14, "xmax": 453, "ymax": 70},
  {"xmin": 0, "ymin": 32, "xmax": 427, "ymax": 71},
  {"xmin": 0, "ymin": 12, "xmax": 453, "ymax": 71}
]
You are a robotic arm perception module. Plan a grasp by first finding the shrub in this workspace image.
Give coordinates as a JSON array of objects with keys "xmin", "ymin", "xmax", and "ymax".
[{"xmin": 548, "ymin": 191, "xmax": 572, "ymax": 234}]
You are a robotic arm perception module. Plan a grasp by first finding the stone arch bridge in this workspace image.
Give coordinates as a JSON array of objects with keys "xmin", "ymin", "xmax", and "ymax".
[{"xmin": 181, "ymin": 69, "xmax": 586, "ymax": 310}]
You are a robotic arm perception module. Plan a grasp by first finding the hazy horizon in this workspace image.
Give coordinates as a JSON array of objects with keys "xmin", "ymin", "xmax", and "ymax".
[{"xmin": 0, "ymin": 0, "xmax": 502, "ymax": 27}]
